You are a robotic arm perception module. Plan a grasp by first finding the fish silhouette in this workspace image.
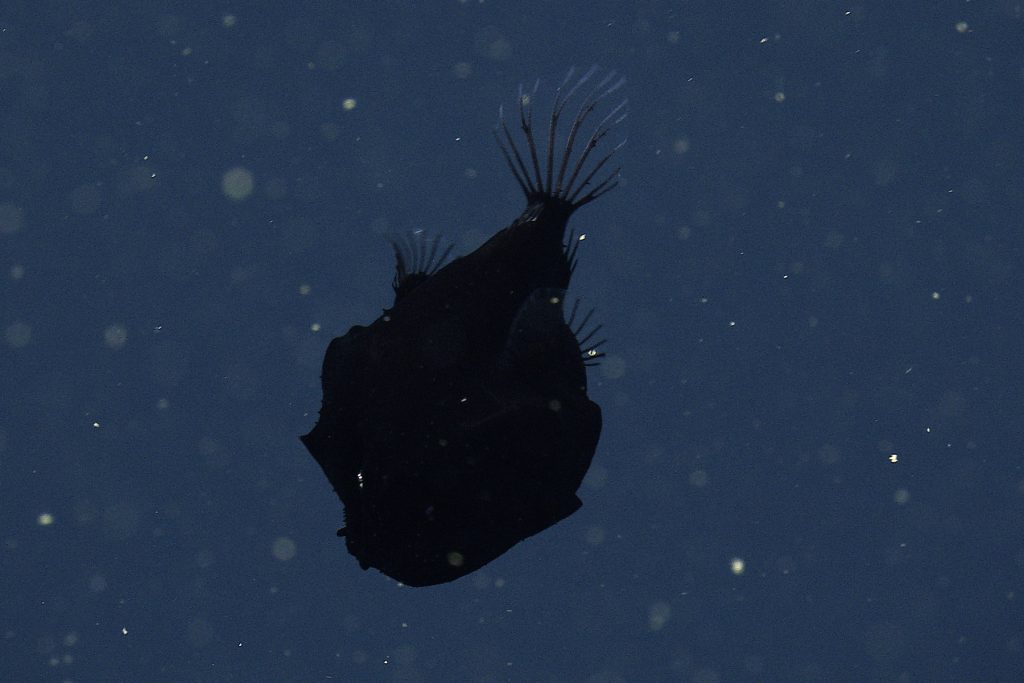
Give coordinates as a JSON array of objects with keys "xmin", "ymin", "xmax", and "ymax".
[{"xmin": 302, "ymin": 67, "xmax": 626, "ymax": 586}]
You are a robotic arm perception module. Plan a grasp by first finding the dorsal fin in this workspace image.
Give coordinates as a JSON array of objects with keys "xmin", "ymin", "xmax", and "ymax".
[
  {"xmin": 389, "ymin": 232, "xmax": 454, "ymax": 302},
  {"xmin": 494, "ymin": 66, "xmax": 628, "ymax": 212}
]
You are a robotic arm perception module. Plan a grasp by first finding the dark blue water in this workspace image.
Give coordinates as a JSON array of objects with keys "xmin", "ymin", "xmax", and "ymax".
[{"xmin": 3, "ymin": 2, "xmax": 1022, "ymax": 681}]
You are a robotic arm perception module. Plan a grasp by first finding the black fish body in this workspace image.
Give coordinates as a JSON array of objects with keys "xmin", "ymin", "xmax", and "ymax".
[{"xmin": 302, "ymin": 68, "xmax": 625, "ymax": 586}]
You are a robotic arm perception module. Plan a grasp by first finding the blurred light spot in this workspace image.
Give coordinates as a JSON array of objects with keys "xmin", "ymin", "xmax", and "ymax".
[
  {"xmin": 730, "ymin": 557, "xmax": 745, "ymax": 575},
  {"xmin": 693, "ymin": 668, "xmax": 722, "ymax": 683},
  {"xmin": 319, "ymin": 123, "xmax": 340, "ymax": 142},
  {"xmin": 818, "ymin": 443, "xmax": 841, "ymax": 465},
  {"xmin": 222, "ymin": 166, "xmax": 255, "ymax": 201},
  {"xmin": 103, "ymin": 323, "xmax": 128, "ymax": 349},
  {"xmin": 0, "ymin": 203, "xmax": 24, "ymax": 234},
  {"xmin": 5, "ymin": 321, "xmax": 31, "ymax": 348},
  {"xmin": 89, "ymin": 574, "xmax": 108, "ymax": 592},
  {"xmin": 272, "ymin": 536, "xmax": 297, "ymax": 561},
  {"xmin": 689, "ymin": 469, "xmax": 708, "ymax": 487},
  {"xmin": 648, "ymin": 601, "xmax": 671, "ymax": 630},
  {"xmin": 775, "ymin": 555, "xmax": 796, "ymax": 575},
  {"xmin": 194, "ymin": 550, "xmax": 215, "ymax": 568},
  {"xmin": 600, "ymin": 354, "xmax": 626, "ymax": 380},
  {"xmin": 583, "ymin": 463, "xmax": 607, "ymax": 490}
]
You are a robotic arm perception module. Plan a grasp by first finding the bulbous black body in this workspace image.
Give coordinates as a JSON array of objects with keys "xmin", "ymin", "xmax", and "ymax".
[{"xmin": 302, "ymin": 68, "xmax": 625, "ymax": 586}]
